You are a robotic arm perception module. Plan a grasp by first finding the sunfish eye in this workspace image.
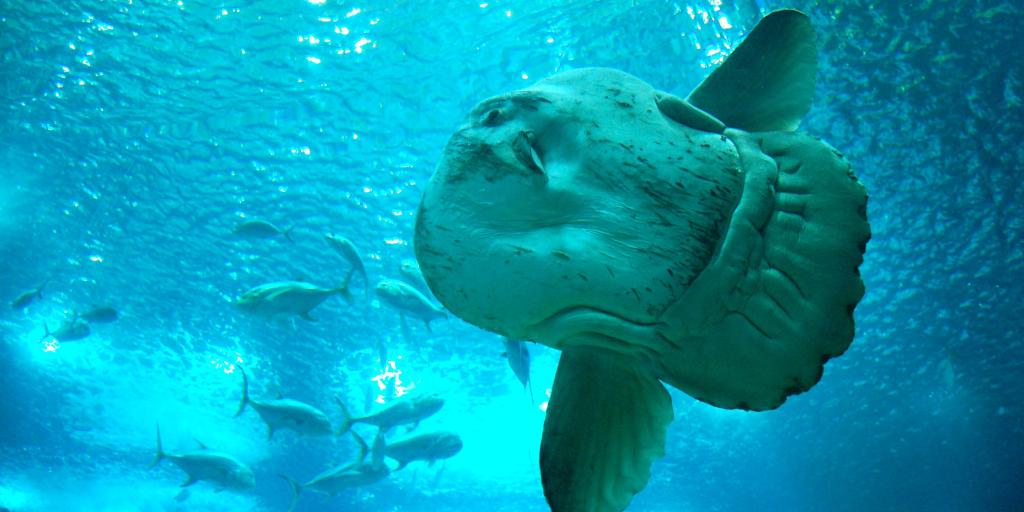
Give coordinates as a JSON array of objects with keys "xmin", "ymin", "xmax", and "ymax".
[{"xmin": 482, "ymin": 108, "xmax": 503, "ymax": 126}]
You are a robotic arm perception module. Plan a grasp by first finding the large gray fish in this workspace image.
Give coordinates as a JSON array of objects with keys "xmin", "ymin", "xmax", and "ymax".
[
  {"xmin": 324, "ymin": 233, "xmax": 368, "ymax": 295},
  {"xmin": 280, "ymin": 431, "xmax": 390, "ymax": 512},
  {"xmin": 502, "ymin": 337, "xmax": 533, "ymax": 401},
  {"xmin": 11, "ymin": 279, "xmax": 49, "ymax": 310},
  {"xmin": 231, "ymin": 219, "xmax": 294, "ymax": 241},
  {"xmin": 78, "ymin": 305, "xmax": 118, "ymax": 323},
  {"xmin": 335, "ymin": 392, "xmax": 444, "ymax": 435},
  {"xmin": 234, "ymin": 366, "xmax": 333, "ymax": 439},
  {"xmin": 41, "ymin": 317, "xmax": 90, "ymax": 342},
  {"xmin": 413, "ymin": 10, "xmax": 870, "ymax": 511},
  {"xmin": 379, "ymin": 430, "xmax": 463, "ymax": 471},
  {"xmin": 235, "ymin": 271, "xmax": 352, "ymax": 321},
  {"xmin": 151, "ymin": 425, "xmax": 255, "ymax": 491},
  {"xmin": 375, "ymin": 278, "xmax": 446, "ymax": 331}
]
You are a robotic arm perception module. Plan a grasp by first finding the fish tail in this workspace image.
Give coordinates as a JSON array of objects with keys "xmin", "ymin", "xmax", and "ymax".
[
  {"xmin": 39, "ymin": 323, "xmax": 50, "ymax": 342},
  {"xmin": 334, "ymin": 396, "xmax": 352, "ymax": 435},
  {"xmin": 283, "ymin": 225, "xmax": 295, "ymax": 243},
  {"xmin": 235, "ymin": 365, "xmax": 249, "ymax": 417},
  {"xmin": 151, "ymin": 424, "xmax": 165, "ymax": 467},
  {"xmin": 350, "ymin": 430, "xmax": 370, "ymax": 464},
  {"xmin": 336, "ymin": 268, "xmax": 355, "ymax": 301},
  {"xmin": 279, "ymin": 474, "xmax": 302, "ymax": 512},
  {"xmin": 371, "ymin": 428, "xmax": 387, "ymax": 466}
]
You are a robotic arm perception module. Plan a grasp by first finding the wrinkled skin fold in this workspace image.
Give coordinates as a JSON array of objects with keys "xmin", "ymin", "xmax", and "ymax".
[{"xmin": 414, "ymin": 9, "xmax": 869, "ymax": 512}]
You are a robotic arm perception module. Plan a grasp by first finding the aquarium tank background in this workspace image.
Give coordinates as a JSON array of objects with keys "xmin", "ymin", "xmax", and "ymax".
[{"xmin": 1, "ymin": 1, "xmax": 1021, "ymax": 511}]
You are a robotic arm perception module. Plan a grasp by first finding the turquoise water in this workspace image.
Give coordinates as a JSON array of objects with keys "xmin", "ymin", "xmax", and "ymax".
[{"xmin": 2, "ymin": 1, "xmax": 1022, "ymax": 511}]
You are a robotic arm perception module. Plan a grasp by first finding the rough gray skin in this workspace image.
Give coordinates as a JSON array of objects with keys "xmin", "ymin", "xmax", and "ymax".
[{"xmin": 414, "ymin": 9, "xmax": 870, "ymax": 512}]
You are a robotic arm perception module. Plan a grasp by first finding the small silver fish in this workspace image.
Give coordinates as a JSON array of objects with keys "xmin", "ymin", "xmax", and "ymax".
[
  {"xmin": 280, "ymin": 431, "xmax": 389, "ymax": 512},
  {"xmin": 375, "ymin": 278, "xmax": 447, "ymax": 331},
  {"xmin": 11, "ymin": 279, "xmax": 49, "ymax": 310},
  {"xmin": 151, "ymin": 425, "xmax": 255, "ymax": 491},
  {"xmin": 379, "ymin": 430, "xmax": 463, "ymax": 471},
  {"xmin": 41, "ymin": 317, "xmax": 90, "ymax": 342},
  {"xmin": 235, "ymin": 366, "xmax": 333, "ymax": 439},
  {"xmin": 232, "ymin": 219, "xmax": 294, "ymax": 241},
  {"xmin": 235, "ymin": 272, "xmax": 353, "ymax": 321},
  {"xmin": 78, "ymin": 305, "xmax": 118, "ymax": 323},
  {"xmin": 324, "ymin": 233, "xmax": 368, "ymax": 294},
  {"xmin": 336, "ymin": 392, "xmax": 444, "ymax": 435}
]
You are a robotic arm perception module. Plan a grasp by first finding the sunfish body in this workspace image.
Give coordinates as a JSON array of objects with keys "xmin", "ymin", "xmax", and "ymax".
[
  {"xmin": 11, "ymin": 280, "xmax": 48, "ymax": 310},
  {"xmin": 235, "ymin": 366, "xmax": 333, "ymax": 439},
  {"xmin": 336, "ymin": 392, "xmax": 444, "ymax": 435},
  {"xmin": 235, "ymin": 273, "xmax": 352, "ymax": 321},
  {"xmin": 324, "ymin": 233, "xmax": 368, "ymax": 295},
  {"xmin": 281, "ymin": 431, "xmax": 390, "ymax": 512},
  {"xmin": 232, "ymin": 219, "xmax": 294, "ymax": 241},
  {"xmin": 375, "ymin": 278, "xmax": 447, "ymax": 330},
  {"xmin": 78, "ymin": 306, "xmax": 118, "ymax": 323},
  {"xmin": 380, "ymin": 430, "xmax": 463, "ymax": 471},
  {"xmin": 151, "ymin": 426, "xmax": 255, "ymax": 491},
  {"xmin": 42, "ymin": 317, "xmax": 90, "ymax": 342},
  {"xmin": 413, "ymin": 10, "xmax": 870, "ymax": 512}
]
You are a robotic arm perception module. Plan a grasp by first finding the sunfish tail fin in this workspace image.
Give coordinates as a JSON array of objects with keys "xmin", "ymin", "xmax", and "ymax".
[
  {"xmin": 335, "ymin": 396, "xmax": 353, "ymax": 435},
  {"xmin": 279, "ymin": 474, "xmax": 303, "ymax": 512},
  {"xmin": 234, "ymin": 365, "xmax": 250, "ymax": 417},
  {"xmin": 151, "ymin": 424, "xmax": 165, "ymax": 467}
]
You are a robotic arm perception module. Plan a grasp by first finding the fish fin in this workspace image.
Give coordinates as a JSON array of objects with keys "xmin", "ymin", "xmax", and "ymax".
[
  {"xmin": 180, "ymin": 475, "xmax": 198, "ymax": 488},
  {"xmin": 337, "ymin": 268, "xmax": 355, "ymax": 302},
  {"xmin": 267, "ymin": 426, "xmax": 275, "ymax": 440},
  {"xmin": 193, "ymin": 438, "xmax": 207, "ymax": 450},
  {"xmin": 39, "ymin": 323, "xmax": 50, "ymax": 342},
  {"xmin": 275, "ymin": 390, "xmax": 284, "ymax": 399},
  {"xmin": 686, "ymin": 9, "xmax": 817, "ymax": 132},
  {"xmin": 351, "ymin": 430, "xmax": 370, "ymax": 464},
  {"xmin": 654, "ymin": 92, "xmax": 725, "ymax": 133},
  {"xmin": 173, "ymin": 487, "xmax": 191, "ymax": 502},
  {"xmin": 423, "ymin": 317, "xmax": 433, "ymax": 333},
  {"xmin": 395, "ymin": 461, "xmax": 408, "ymax": 472},
  {"xmin": 371, "ymin": 429, "xmax": 386, "ymax": 466},
  {"xmin": 150, "ymin": 424, "xmax": 165, "ymax": 467},
  {"xmin": 540, "ymin": 347, "xmax": 673, "ymax": 512},
  {"xmin": 283, "ymin": 225, "xmax": 295, "ymax": 242},
  {"xmin": 300, "ymin": 312, "xmax": 316, "ymax": 322},
  {"xmin": 335, "ymin": 396, "xmax": 353, "ymax": 435},
  {"xmin": 280, "ymin": 474, "xmax": 303, "ymax": 512},
  {"xmin": 235, "ymin": 365, "xmax": 249, "ymax": 417}
]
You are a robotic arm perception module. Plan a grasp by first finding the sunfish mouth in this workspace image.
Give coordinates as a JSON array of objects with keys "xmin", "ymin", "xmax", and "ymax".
[{"xmin": 512, "ymin": 130, "xmax": 545, "ymax": 177}]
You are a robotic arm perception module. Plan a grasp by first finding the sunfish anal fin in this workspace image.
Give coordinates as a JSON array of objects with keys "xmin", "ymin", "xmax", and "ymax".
[{"xmin": 540, "ymin": 347, "xmax": 673, "ymax": 512}]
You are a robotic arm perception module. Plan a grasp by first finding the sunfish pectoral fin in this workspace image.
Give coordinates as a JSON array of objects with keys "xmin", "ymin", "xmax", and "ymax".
[
  {"xmin": 686, "ymin": 9, "xmax": 817, "ymax": 132},
  {"xmin": 540, "ymin": 347, "xmax": 673, "ymax": 512},
  {"xmin": 654, "ymin": 92, "xmax": 725, "ymax": 133}
]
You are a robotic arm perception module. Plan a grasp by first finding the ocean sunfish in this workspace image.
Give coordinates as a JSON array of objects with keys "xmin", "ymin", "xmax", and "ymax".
[{"xmin": 413, "ymin": 10, "xmax": 870, "ymax": 511}]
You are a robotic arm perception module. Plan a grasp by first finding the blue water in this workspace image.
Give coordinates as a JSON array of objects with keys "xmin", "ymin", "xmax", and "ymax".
[{"xmin": 2, "ymin": 1, "xmax": 1022, "ymax": 511}]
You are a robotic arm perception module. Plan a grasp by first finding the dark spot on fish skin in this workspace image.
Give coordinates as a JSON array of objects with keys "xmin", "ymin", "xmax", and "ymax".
[
  {"xmin": 616, "ymin": 101, "xmax": 632, "ymax": 109},
  {"xmin": 577, "ymin": 273, "xmax": 588, "ymax": 281},
  {"xmin": 606, "ymin": 266, "xmax": 616, "ymax": 277},
  {"xmin": 700, "ymin": 143, "xmax": 711, "ymax": 148},
  {"xmin": 631, "ymin": 288, "xmax": 641, "ymax": 302}
]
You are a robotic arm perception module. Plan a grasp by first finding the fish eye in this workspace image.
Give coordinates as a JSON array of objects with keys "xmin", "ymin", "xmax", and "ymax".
[{"xmin": 482, "ymin": 109, "xmax": 502, "ymax": 126}]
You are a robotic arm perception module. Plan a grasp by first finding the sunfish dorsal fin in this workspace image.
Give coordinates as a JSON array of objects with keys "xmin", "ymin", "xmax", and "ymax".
[{"xmin": 686, "ymin": 9, "xmax": 817, "ymax": 132}]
